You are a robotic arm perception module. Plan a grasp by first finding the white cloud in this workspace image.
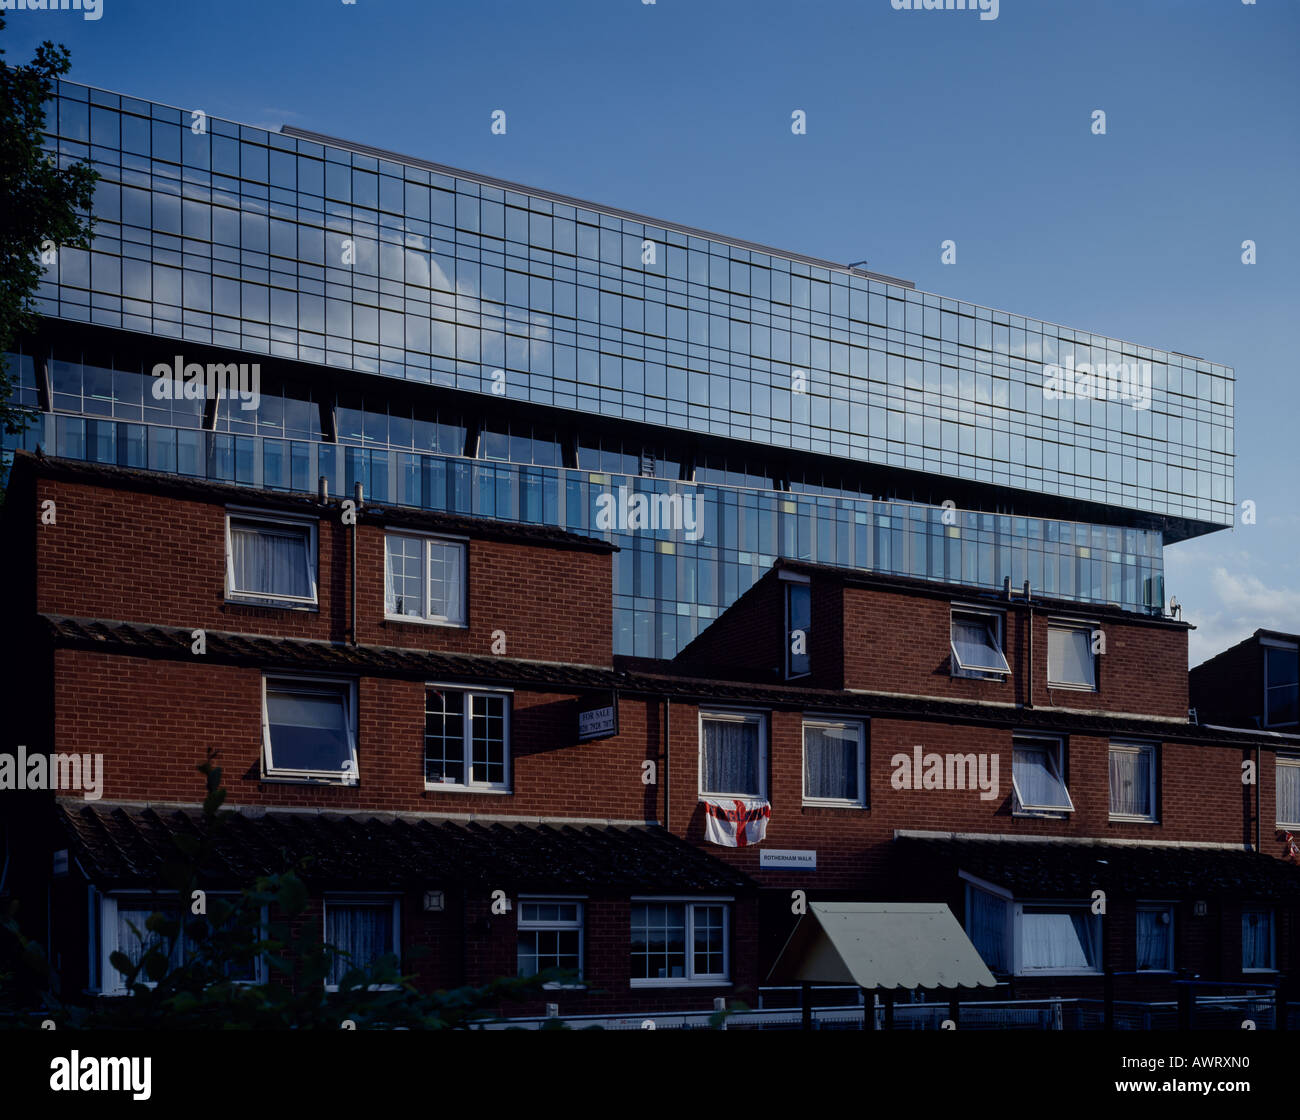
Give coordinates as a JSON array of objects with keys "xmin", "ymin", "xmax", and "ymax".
[{"xmin": 1184, "ymin": 567, "xmax": 1300, "ymax": 667}]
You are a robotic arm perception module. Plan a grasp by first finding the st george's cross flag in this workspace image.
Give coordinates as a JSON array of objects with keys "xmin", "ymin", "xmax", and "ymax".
[{"xmin": 703, "ymin": 797, "xmax": 771, "ymax": 847}]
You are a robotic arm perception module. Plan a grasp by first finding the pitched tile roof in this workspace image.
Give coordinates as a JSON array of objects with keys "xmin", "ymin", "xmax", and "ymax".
[
  {"xmin": 59, "ymin": 802, "xmax": 754, "ymax": 893},
  {"xmin": 37, "ymin": 614, "xmax": 1295, "ymax": 749},
  {"xmin": 895, "ymin": 834, "xmax": 1300, "ymax": 898}
]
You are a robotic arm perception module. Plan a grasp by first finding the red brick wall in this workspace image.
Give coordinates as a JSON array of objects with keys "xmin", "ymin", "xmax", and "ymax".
[
  {"xmin": 838, "ymin": 584, "xmax": 1189, "ymax": 719},
  {"xmin": 32, "ymin": 476, "xmax": 612, "ymax": 667},
  {"xmin": 1190, "ymin": 638, "xmax": 1263, "ymax": 728},
  {"xmin": 51, "ymin": 649, "xmax": 650, "ymax": 818}
]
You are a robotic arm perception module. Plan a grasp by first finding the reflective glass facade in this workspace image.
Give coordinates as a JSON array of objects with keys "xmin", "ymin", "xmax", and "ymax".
[{"xmin": 4, "ymin": 81, "xmax": 1235, "ymax": 656}]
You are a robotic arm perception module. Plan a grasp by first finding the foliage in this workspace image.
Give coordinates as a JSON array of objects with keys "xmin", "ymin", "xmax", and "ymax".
[{"xmin": 0, "ymin": 11, "xmax": 99, "ymax": 436}]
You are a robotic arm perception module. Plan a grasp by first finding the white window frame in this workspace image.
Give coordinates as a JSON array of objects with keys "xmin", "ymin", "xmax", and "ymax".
[
  {"xmin": 783, "ymin": 571, "xmax": 811, "ymax": 680},
  {"xmin": 1108, "ymin": 740, "xmax": 1158, "ymax": 823},
  {"xmin": 1136, "ymin": 902, "xmax": 1176, "ymax": 973},
  {"xmin": 1276, "ymin": 754, "xmax": 1300, "ymax": 829},
  {"xmin": 1263, "ymin": 638, "xmax": 1299, "ymax": 728},
  {"xmin": 261, "ymin": 675, "xmax": 359, "ymax": 785},
  {"xmin": 1012, "ymin": 901, "xmax": 1102, "ymax": 977},
  {"xmin": 629, "ymin": 896, "xmax": 732, "ymax": 988},
  {"xmin": 322, "ymin": 894, "xmax": 402, "ymax": 992},
  {"xmin": 225, "ymin": 508, "xmax": 318, "ymax": 608},
  {"xmin": 384, "ymin": 530, "xmax": 468, "ymax": 627},
  {"xmin": 423, "ymin": 683, "xmax": 512, "ymax": 793},
  {"xmin": 961, "ymin": 871, "xmax": 1012, "ymax": 975},
  {"xmin": 698, "ymin": 709, "xmax": 768, "ymax": 800},
  {"xmin": 1011, "ymin": 734, "xmax": 1075, "ymax": 815},
  {"xmin": 517, "ymin": 895, "xmax": 585, "ymax": 989},
  {"xmin": 801, "ymin": 716, "xmax": 867, "ymax": 807},
  {"xmin": 97, "ymin": 892, "xmax": 267, "ymax": 996},
  {"xmin": 1047, "ymin": 619, "xmax": 1098, "ymax": 691},
  {"xmin": 950, "ymin": 605, "xmax": 1011, "ymax": 680},
  {"xmin": 1241, "ymin": 907, "xmax": 1276, "ymax": 973}
]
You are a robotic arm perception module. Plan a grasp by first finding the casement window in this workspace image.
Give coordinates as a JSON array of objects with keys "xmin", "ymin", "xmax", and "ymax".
[
  {"xmin": 1048, "ymin": 622, "xmax": 1097, "ymax": 690},
  {"xmin": 1264, "ymin": 640, "xmax": 1299, "ymax": 727},
  {"xmin": 963, "ymin": 878, "xmax": 1011, "ymax": 974},
  {"xmin": 97, "ymin": 894, "xmax": 264, "ymax": 995},
  {"xmin": 1276, "ymin": 755, "xmax": 1300, "ymax": 829},
  {"xmin": 1242, "ymin": 908, "xmax": 1275, "ymax": 972},
  {"xmin": 1136, "ymin": 904, "xmax": 1175, "ymax": 972},
  {"xmin": 802, "ymin": 718, "xmax": 866, "ymax": 806},
  {"xmin": 699, "ymin": 711, "xmax": 767, "ymax": 799},
  {"xmin": 950, "ymin": 607, "xmax": 1010, "ymax": 680},
  {"xmin": 1014, "ymin": 904, "xmax": 1102, "ymax": 975},
  {"xmin": 225, "ymin": 511, "xmax": 317, "ymax": 606},
  {"xmin": 324, "ymin": 896, "xmax": 401, "ymax": 990},
  {"xmin": 1012, "ymin": 735, "xmax": 1074, "ymax": 814},
  {"xmin": 785, "ymin": 576, "xmax": 811, "ymax": 679},
  {"xmin": 384, "ymin": 532, "xmax": 466, "ymax": 626},
  {"xmin": 1109, "ymin": 741, "xmax": 1158, "ymax": 822},
  {"xmin": 630, "ymin": 900, "xmax": 729, "ymax": 985},
  {"xmin": 517, "ymin": 898, "xmax": 583, "ymax": 985},
  {"xmin": 424, "ymin": 686, "xmax": 510, "ymax": 791},
  {"xmin": 261, "ymin": 677, "xmax": 358, "ymax": 783}
]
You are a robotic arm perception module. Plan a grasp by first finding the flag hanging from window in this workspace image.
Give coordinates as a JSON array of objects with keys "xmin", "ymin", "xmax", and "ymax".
[{"xmin": 703, "ymin": 798, "xmax": 771, "ymax": 847}]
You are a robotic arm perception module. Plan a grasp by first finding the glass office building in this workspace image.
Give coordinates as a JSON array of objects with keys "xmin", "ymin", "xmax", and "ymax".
[{"xmin": 3, "ymin": 82, "xmax": 1235, "ymax": 657}]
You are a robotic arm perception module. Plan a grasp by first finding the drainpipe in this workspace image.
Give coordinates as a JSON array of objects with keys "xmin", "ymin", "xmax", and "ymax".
[
  {"xmin": 663, "ymin": 698, "xmax": 671, "ymax": 831},
  {"xmin": 1256, "ymin": 743, "xmax": 1262, "ymax": 852},
  {"xmin": 1024, "ymin": 580, "xmax": 1034, "ymax": 710},
  {"xmin": 351, "ymin": 481, "xmax": 362, "ymax": 646}
]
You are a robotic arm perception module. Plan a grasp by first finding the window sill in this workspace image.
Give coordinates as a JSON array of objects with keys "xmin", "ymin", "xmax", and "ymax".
[
  {"xmin": 1242, "ymin": 969, "xmax": 1278, "ymax": 975},
  {"xmin": 1016, "ymin": 970, "xmax": 1102, "ymax": 978},
  {"xmin": 261, "ymin": 775, "xmax": 358, "ymax": 787},
  {"xmin": 1013, "ymin": 809, "xmax": 1072, "ymax": 819},
  {"xmin": 384, "ymin": 615, "xmax": 468, "ymax": 630},
  {"xmin": 324, "ymin": 984, "xmax": 402, "ymax": 993},
  {"xmin": 542, "ymin": 982, "xmax": 587, "ymax": 991},
  {"xmin": 699, "ymin": 793, "xmax": 767, "ymax": 802},
  {"xmin": 802, "ymin": 799, "xmax": 867, "ymax": 810},
  {"xmin": 424, "ymin": 783, "xmax": 512, "ymax": 795},
  {"xmin": 1109, "ymin": 814, "xmax": 1159, "ymax": 824},
  {"xmin": 630, "ymin": 979, "xmax": 732, "ymax": 989},
  {"xmin": 1047, "ymin": 682, "xmax": 1098, "ymax": 693},
  {"xmin": 950, "ymin": 673, "xmax": 1009, "ymax": 683},
  {"xmin": 225, "ymin": 597, "xmax": 319, "ymax": 612}
]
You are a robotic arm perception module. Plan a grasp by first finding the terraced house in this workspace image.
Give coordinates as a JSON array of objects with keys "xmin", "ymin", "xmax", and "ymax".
[{"xmin": 1, "ymin": 80, "xmax": 1294, "ymax": 1025}]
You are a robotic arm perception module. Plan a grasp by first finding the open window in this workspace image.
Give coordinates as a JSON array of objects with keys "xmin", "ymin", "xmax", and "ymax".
[
  {"xmin": 1048, "ymin": 622, "xmax": 1097, "ymax": 690},
  {"xmin": 1011, "ymin": 735, "xmax": 1074, "ymax": 814},
  {"xmin": 262, "ymin": 677, "xmax": 358, "ymax": 784},
  {"xmin": 950, "ymin": 607, "xmax": 1010, "ymax": 680}
]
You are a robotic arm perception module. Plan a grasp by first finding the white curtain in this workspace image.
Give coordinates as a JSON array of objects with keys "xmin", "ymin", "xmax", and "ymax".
[
  {"xmin": 231, "ymin": 525, "xmax": 309, "ymax": 598},
  {"xmin": 1278, "ymin": 762, "xmax": 1300, "ymax": 825},
  {"xmin": 116, "ymin": 905, "xmax": 182, "ymax": 971},
  {"xmin": 967, "ymin": 889, "xmax": 1008, "ymax": 971},
  {"xmin": 1109, "ymin": 748, "xmax": 1151, "ymax": 817},
  {"xmin": 326, "ymin": 902, "xmax": 394, "ymax": 986},
  {"xmin": 952, "ymin": 618, "xmax": 994, "ymax": 669},
  {"xmin": 1242, "ymin": 911, "xmax": 1272, "ymax": 970},
  {"xmin": 428, "ymin": 542, "xmax": 464, "ymax": 623},
  {"xmin": 1049, "ymin": 627, "xmax": 1094, "ymax": 686},
  {"xmin": 1021, "ymin": 910, "xmax": 1096, "ymax": 970},
  {"xmin": 1014, "ymin": 746, "xmax": 1068, "ymax": 808},
  {"xmin": 804, "ymin": 724, "xmax": 857, "ymax": 800},
  {"xmin": 1136, "ymin": 909, "xmax": 1170, "ymax": 970},
  {"xmin": 704, "ymin": 719, "xmax": 759, "ymax": 796}
]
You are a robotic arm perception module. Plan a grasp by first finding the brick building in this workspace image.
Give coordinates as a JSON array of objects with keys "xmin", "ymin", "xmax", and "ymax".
[
  {"xmin": 4, "ymin": 451, "xmax": 1299, "ymax": 1018},
  {"xmin": 0, "ymin": 81, "xmax": 1285, "ymax": 1023}
]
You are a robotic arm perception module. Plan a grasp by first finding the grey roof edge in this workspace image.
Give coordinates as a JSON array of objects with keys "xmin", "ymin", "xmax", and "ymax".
[{"xmin": 894, "ymin": 829, "xmax": 1254, "ymax": 851}]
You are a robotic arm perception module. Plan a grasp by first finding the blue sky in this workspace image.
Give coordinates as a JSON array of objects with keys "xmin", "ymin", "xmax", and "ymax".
[{"xmin": 8, "ymin": 0, "xmax": 1298, "ymax": 666}]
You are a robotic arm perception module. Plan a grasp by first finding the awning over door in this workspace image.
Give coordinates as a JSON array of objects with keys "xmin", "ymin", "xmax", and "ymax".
[{"xmin": 767, "ymin": 902, "xmax": 996, "ymax": 991}]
